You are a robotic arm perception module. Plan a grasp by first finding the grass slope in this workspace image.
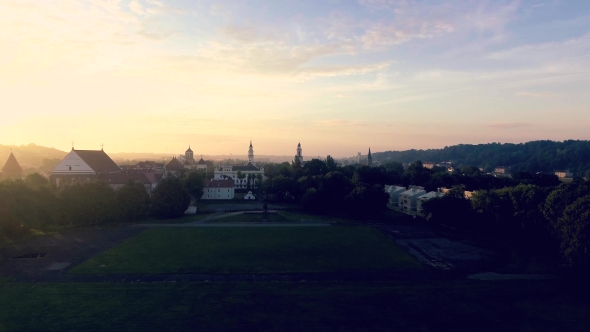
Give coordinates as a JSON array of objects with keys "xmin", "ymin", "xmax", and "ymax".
[
  {"xmin": 0, "ymin": 280, "xmax": 588, "ymax": 332},
  {"xmin": 70, "ymin": 227, "xmax": 422, "ymax": 274}
]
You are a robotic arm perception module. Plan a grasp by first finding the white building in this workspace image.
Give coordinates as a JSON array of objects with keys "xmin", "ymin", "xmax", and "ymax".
[
  {"xmin": 384, "ymin": 185, "xmax": 407, "ymax": 210},
  {"xmin": 201, "ymin": 179, "xmax": 235, "ymax": 200},
  {"xmin": 416, "ymin": 191, "xmax": 445, "ymax": 217},
  {"xmin": 555, "ymin": 170, "xmax": 573, "ymax": 178},
  {"xmin": 50, "ymin": 148, "xmax": 121, "ymax": 187},
  {"xmin": 398, "ymin": 186, "xmax": 427, "ymax": 215},
  {"xmin": 244, "ymin": 191, "xmax": 256, "ymax": 200},
  {"xmin": 214, "ymin": 141, "xmax": 265, "ymax": 190}
]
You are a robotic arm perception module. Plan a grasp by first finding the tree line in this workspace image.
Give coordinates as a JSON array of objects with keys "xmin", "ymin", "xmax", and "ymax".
[
  {"xmin": 423, "ymin": 182, "xmax": 590, "ymax": 270},
  {"xmin": 0, "ymin": 171, "xmax": 205, "ymax": 238},
  {"xmin": 374, "ymin": 140, "xmax": 590, "ymax": 176}
]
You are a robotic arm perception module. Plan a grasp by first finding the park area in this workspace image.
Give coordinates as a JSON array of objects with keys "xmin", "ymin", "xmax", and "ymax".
[
  {"xmin": 70, "ymin": 227, "xmax": 422, "ymax": 274},
  {"xmin": 1, "ymin": 210, "xmax": 590, "ymax": 331}
]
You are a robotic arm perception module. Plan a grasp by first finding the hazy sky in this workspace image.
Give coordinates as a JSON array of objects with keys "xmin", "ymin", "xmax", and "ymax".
[{"xmin": 1, "ymin": 0, "xmax": 590, "ymax": 157}]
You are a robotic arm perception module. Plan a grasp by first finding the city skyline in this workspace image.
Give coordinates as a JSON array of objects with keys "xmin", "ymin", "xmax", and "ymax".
[{"xmin": 2, "ymin": 0, "xmax": 590, "ymax": 157}]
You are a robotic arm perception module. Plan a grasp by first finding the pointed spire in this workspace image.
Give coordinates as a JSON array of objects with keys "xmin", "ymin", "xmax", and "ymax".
[{"xmin": 2, "ymin": 152, "xmax": 22, "ymax": 172}]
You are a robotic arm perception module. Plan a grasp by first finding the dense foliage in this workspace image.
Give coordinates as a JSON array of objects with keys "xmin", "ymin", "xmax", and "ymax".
[
  {"xmin": 423, "ymin": 182, "xmax": 590, "ymax": 269},
  {"xmin": 374, "ymin": 140, "xmax": 590, "ymax": 176},
  {"xmin": 0, "ymin": 171, "xmax": 205, "ymax": 239}
]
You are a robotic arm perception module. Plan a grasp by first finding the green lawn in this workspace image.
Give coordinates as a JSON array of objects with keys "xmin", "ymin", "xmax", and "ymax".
[
  {"xmin": 210, "ymin": 213, "xmax": 291, "ymax": 223},
  {"xmin": 70, "ymin": 227, "xmax": 422, "ymax": 274},
  {"xmin": 134, "ymin": 214, "xmax": 209, "ymax": 224},
  {"xmin": 1, "ymin": 280, "xmax": 588, "ymax": 331}
]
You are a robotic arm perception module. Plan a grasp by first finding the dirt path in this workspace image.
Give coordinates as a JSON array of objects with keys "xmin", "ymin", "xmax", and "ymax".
[{"xmin": 0, "ymin": 225, "xmax": 144, "ymax": 282}]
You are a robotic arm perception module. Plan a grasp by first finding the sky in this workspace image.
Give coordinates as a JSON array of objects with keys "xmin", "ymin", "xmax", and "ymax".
[{"xmin": 1, "ymin": 0, "xmax": 590, "ymax": 158}]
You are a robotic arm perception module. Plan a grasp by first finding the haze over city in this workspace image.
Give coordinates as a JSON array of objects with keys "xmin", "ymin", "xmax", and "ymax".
[{"xmin": 2, "ymin": 0, "xmax": 590, "ymax": 157}]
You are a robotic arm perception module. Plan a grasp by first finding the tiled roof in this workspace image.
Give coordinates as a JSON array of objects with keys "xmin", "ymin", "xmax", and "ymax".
[
  {"xmin": 197, "ymin": 158, "xmax": 207, "ymax": 165},
  {"xmin": 75, "ymin": 150, "xmax": 120, "ymax": 173},
  {"xmin": 166, "ymin": 157, "xmax": 184, "ymax": 171},
  {"xmin": 204, "ymin": 179, "xmax": 234, "ymax": 188},
  {"xmin": 232, "ymin": 163, "xmax": 261, "ymax": 171},
  {"xmin": 2, "ymin": 152, "xmax": 22, "ymax": 172},
  {"xmin": 186, "ymin": 146, "xmax": 193, "ymax": 153}
]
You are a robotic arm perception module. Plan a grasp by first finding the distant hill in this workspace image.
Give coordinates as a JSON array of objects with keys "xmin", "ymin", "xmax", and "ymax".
[
  {"xmin": 0, "ymin": 144, "xmax": 67, "ymax": 168},
  {"xmin": 374, "ymin": 140, "xmax": 590, "ymax": 176}
]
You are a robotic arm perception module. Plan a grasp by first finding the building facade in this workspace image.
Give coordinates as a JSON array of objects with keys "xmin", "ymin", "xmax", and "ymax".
[
  {"xmin": 202, "ymin": 179, "xmax": 235, "ymax": 200},
  {"xmin": 398, "ymin": 186, "xmax": 427, "ymax": 215},
  {"xmin": 385, "ymin": 185, "xmax": 407, "ymax": 209},
  {"xmin": 214, "ymin": 141, "xmax": 265, "ymax": 190},
  {"xmin": 50, "ymin": 149, "xmax": 121, "ymax": 187}
]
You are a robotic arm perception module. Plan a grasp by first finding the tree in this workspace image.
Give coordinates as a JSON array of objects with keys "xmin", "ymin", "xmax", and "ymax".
[
  {"xmin": 292, "ymin": 156, "xmax": 302, "ymax": 169},
  {"xmin": 326, "ymin": 155, "xmax": 337, "ymax": 171},
  {"xmin": 344, "ymin": 184, "xmax": 389, "ymax": 217},
  {"xmin": 303, "ymin": 159, "xmax": 328, "ymax": 177},
  {"xmin": 59, "ymin": 182, "xmax": 117, "ymax": 226},
  {"xmin": 553, "ymin": 195, "xmax": 590, "ymax": 268},
  {"xmin": 24, "ymin": 173, "xmax": 49, "ymax": 188},
  {"xmin": 301, "ymin": 188, "xmax": 322, "ymax": 213},
  {"xmin": 150, "ymin": 177, "xmax": 190, "ymax": 219},
  {"xmin": 182, "ymin": 171, "xmax": 205, "ymax": 201},
  {"xmin": 423, "ymin": 193, "xmax": 474, "ymax": 228},
  {"xmin": 543, "ymin": 183, "xmax": 590, "ymax": 227},
  {"xmin": 403, "ymin": 161, "xmax": 431, "ymax": 187},
  {"xmin": 116, "ymin": 181, "xmax": 150, "ymax": 222}
]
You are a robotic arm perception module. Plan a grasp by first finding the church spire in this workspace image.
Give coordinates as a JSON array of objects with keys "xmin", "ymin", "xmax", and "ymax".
[
  {"xmin": 248, "ymin": 140, "xmax": 255, "ymax": 165},
  {"xmin": 367, "ymin": 147, "xmax": 373, "ymax": 166}
]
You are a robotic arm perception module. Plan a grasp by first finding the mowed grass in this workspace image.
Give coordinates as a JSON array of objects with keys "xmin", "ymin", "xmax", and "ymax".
[
  {"xmin": 70, "ymin": 227, "xmax": 422, "ymax": 274},
  {"xmin": 210, "ymin": 213, "xmax": 291, "ymax": 223},
  {"xmin": 1, "ymin": 280, "xmax": 589, "ymax": 332}
]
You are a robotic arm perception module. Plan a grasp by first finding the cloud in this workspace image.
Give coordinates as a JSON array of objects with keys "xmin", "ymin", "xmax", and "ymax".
[
  {"xmin": 516, "ymin": 91, "xmax": 559, "ymax": 98},
  {"xmin": 488, "ymin": 33, "xmax": 590, "ymax": 60},
  {"xmin": 483, "ymin": 122, "xmax": 532, "ymax": 129},
  {"xmin": 313, "ymin": 120, "xmax": 369, "ymax": 127},
  {"xmin": 129, "ymin": 1, "xmax": 144, "ymax": 15},
  {"xmin": 295, "ymin": 61, "xmax": 392, "ymax": 80},
  {"xmin": 360, "ymin": 19, "xmax": 455, "ymax": 49}
]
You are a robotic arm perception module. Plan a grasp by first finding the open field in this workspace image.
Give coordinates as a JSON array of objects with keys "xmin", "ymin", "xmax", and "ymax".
[
  {"xmin": 1, "ymin": 280, "xmax": 588, "ymax": 332},
  {"xmin": 70, "ymin": 227, "xmax": 422, "ymax": 274},
  {"xmin": 134, "ymin": 214, "xmax": 209, "ymax": 224},
  {"xmin": 208, "ymin": 213, "xmax": 291, "ymax": 223}
]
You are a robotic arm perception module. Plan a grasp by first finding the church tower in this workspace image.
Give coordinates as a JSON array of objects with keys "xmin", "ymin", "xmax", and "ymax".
[
  {"xmin": 367, "ymin": 148, "xmax": 373, "ymax": 166},
  {"xmin": 248, "ymin": 141, "xmax": 255, "ymax": 165},
  {"xmin": 185, "ymin": 146, "xmax": 194, "ymax": 164},
  {"xmin": 296, "ymin": 142, "xmax": 303, "ymax": 163}
]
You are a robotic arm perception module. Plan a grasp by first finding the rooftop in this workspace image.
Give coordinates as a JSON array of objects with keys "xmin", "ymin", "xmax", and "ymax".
[
  {"xmin": 2, "ymin": 152, "xmax": 22, "ymax": 172},
  {"xmin": 74, "ymin": 150, "xmax": 120, "ymax": 173}
]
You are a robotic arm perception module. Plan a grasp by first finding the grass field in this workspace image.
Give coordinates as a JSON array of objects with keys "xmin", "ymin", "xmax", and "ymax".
[
  {"xmin": 209, "ymin": 213, "xmax": 292, "ymax": 223},
  {"xmin": 70, "ymin": 227, "xmax": 422, "ymax": 274},
  {"xmin": 1, "ymin": 280, "xmax": 588, "ymax": 331},
  {"xmin": 134, "ymin": 214, "xmax": 209, "ymax": 224}
]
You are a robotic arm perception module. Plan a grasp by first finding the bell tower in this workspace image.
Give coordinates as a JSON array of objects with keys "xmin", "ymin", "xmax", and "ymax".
[
  {"xmin": 248, "ymin": 141, "xmax": 255, "ymax": 165},
  {"xmin": 297, "ymin": 142, "xmax": 303, "ymax": 163},
  {"xmin": 185, "ymin": 146, "xmax": 194, "ymax": 163}
]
